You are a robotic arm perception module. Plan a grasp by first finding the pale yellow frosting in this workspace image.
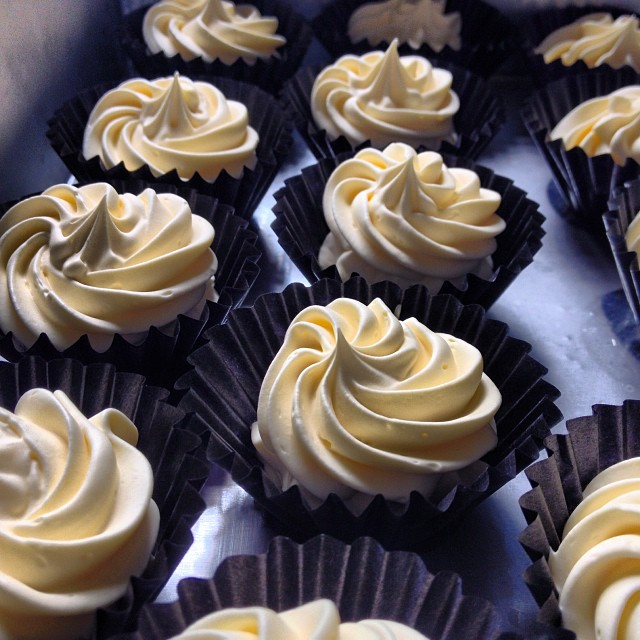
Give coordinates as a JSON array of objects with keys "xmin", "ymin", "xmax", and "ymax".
[
  {"xmin": 625, "ymin": 207, "xmax": 640, "ymax": 255},
  {"xmin": 311, "ymin": 40, "xmax": 459, "ymax": 149},
  {"xmin": 348, "ymin": 0, "xmax": 461, "ymax": 53},
  {"xmin": 0, "ymin": 182, "xmax": 217, "ymax": 351},
  {"xmin": 0, "ymin": 388, "xmax": 158, "ymax": 640},
  {"xmin": 549, "ymin": 457, "xmax": 640, "ymax": 640},
  {"xmin": 82, "ymin": 73, "xmax": 259, "ymax": 181},
  {"xmin": 318, "ymin": 143, "xmax": 504, "ymax": 291},
  {"xmin": 170, "ymin": 599, "xmax": 429, "ymax": 639},
  {"xmin": 549, "ymin": 85, "xmax": 640, "ymax": 166},
  {"xmin": 143, "ymin": 0, "xmax": 286, "ymax": 65},
  {"xmin": 535, "ymin": 12, "xmax": 640, "ymax": 73},
  {"xmin": 251, "ymin": 297, "xmax": 501, "ymax": 512}
]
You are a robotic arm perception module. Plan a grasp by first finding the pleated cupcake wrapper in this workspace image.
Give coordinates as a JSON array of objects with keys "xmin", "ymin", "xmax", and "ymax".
[
  {"xmin": 46, "ymin": 76, "xmax": 293, "ymax": 220},
  {"xmin": 517, "ymin": 5, "xmax": 640, "ymax": 87},
  {"xmin": 0, "ymin": 180, "xmax": 261, "ymax": 389},
  {"xmin": 120, "ymin": 0, "xmax": 313, "ymax": 94},
  {"xmin": 522, "ymin": 69, "xmax": 640, "ymax": 230},
  {"xmin": 518, "ymin": 401, "xmax": 640, "ymax": 632},
  {"xmin": 0, "ymin": 356, "xmax": 210, "ymax": 639},
  {"xmin": 175, "ymin": 276, "xmax": 561, "ymax": 549},
  {"xmin": 282, "ymin": 60, "xmax": 505, "ymax": 163},
  {"xmin": 603, "ymin": 176, "xmax": 640, "ymax": 325},
  {"xmin": 311, "ymin": 0, "xmax": 516, "ymax": 78},
  {"xmin": 271, "ymin": 150, "xmax": 545, "ymax": 309}
]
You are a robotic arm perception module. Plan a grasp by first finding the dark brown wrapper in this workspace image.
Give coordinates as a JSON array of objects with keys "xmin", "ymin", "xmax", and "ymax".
[
  {"xmin": 518, "ymin": 401, "xmax": 640, "ymax": 631},
  {"xmin": 523, "ymin": 69, "xmax": 640, "ymax": 230},
  {"xmin": 311, "ymin": 0, "xmax": 516, "ymax": 78},
  {"xmin": 0, "ymin": 180, "xmax": 261, "ymax": 389},
  {"xmin": 120, "ymin": 0, "xmax": 313, "ymax": 93},
  {"xmin": 175, "ymin": 276, "xmax": 562, "ymax": 549},
  {"xmin": 46, "ymin": 76, "xmax": 293, "ymax": 219},
  {"xmin": 0, "ymin": 357, "xmax": 210, "ymax": 639},
  {"xmin": 271, "ymin": 149, "xmax": 545, "ymax": 309},
  {"xmin": 281, "ymin": 59, "xmax": 505, "ymax": 162}
]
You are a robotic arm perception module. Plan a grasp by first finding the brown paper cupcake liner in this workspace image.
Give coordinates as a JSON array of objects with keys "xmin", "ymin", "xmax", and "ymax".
[
  {"xmin": 517, "ymin": 5, "xmax": 640, "ymax": 87},
  {"xmin": 271, "ymin": 150, "xmax": 545, "ymax": 309},
  {"xmin": 311, "ymin": 0, "xmax": 515, "ymax": 78},
  {"xmin": 175, "ymin": 276, "xmax": 561, "ymax": 550},
  {"xmin": 120, "ymin": 0, "xmax": 313, "ymax": 93},
  {"xmin": 518, "ymin": 400, "xmax": 640, "ymax": 633},
  {"xmin": 46, "ymin": 76, "xmax": 292, "ymax": 219},
  {"xmin": 281, "ymin": 60, "xmax": 505, "ymax": 162},
  {"xmin": 0, "ymin": 356, "xmax": 210, "ymax": 639},
  {"xmin": 0, "ymin": 180, "xmax": 261, "ymax": 389},
  {"xmin": 522, "ymin": 69, "xmax": 640, "ymax": 230},
  {"xmin": 103, "ymin": 534, "xmax": 572, "ymax": 640}
]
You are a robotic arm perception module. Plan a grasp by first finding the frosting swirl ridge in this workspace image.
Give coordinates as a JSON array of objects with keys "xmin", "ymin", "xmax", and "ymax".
[
  {"xmin": 251, "ymin": 297, "xmax": 501, "ymax": 508},
  {"xmin": 0, "ymin": 182, "xmax": 217, "ymax": 351},
  {"xmin": 143, "ymin": 0, "xmax": 286, "ymax": 65},
  {"xmin": 311, "ymin": 40, "xmax": 459, "ymax": 149},
  {"xmin": 82, "ymin": 73, "xmax": 259, "ymax": 181},
  {"xmin": 318, "ymin": 143, "xmax": 504, "ymax": 291},
  {"xmin": 0, "ymin": 388, "xmax": 158, "ymax": 640}
]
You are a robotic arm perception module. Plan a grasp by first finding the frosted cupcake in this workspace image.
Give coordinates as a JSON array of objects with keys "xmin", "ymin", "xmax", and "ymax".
[
  {"xmin": 120, "ymin": 0, "xmax": 312, "ymax": 93},
  {"xmin": 272, "ymin": 143, "xmax": 544, "ymax": 308},
  {"xmin": 519, "ymin": 401, "xmax": 640, "ymax": 638},
  {"xmin": 523, "ymin": 70, "xmax": 640, "ymax": 229},
  {"xmin": 521, "ymin": 5, "xmax": 640, "ymax": 85},
  {"xmin": 0, "ymin": 356, "xmax": 209, "ymax": 640},
  {"xmin": 0, "ymin": 180, "xmax": 260, "ymax": 387},
  {"xmin": 47, "ymin": 74, "xmax": 292, "ymax": 218},
  {"xmin": 282, "ymin": 40, "xmax": 504, "ymax": 161},
  {"xmin": 175, "ymin": 277, "xmax": 561, "ymax": 548},
  {"xmin": 311, "ymin": 0, "xmax": 514, "ymax": 78}
]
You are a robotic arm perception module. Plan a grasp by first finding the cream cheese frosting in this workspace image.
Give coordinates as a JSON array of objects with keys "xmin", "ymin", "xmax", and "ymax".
[
  {"xmin": 169, "ymin": 599, "xmax": 429, "ymax": 639},
  {"xmin": 0, "ymin": 182, "xmax": 218, "ymax": 351},
  {"xmin": 548, "ymin": 457, "xmax": 640, "ymax": 640},
  {"xmin": 348, "ymin": 0, "xmax": 462, "ymax": 53},
  {"xmin": 549, "ymin": 85, "xmax": 640, "ymax": 166},
  {"xmin": 82, "ymin": 73, "xmax": 259, "ymax": 181},
  {"xmin": 534, "ymin": 12, "xmax": 640, "ymax": 73},
  {"xmin": 0, "ymin": 388, "xmax": 159, "ymax": 640},
  {"xmin": 251, "ymin": 297, "xmax": 501, "ymax": 511},
  {"xmin": 318, "ymin": 143, "xmax": 504, "ymax": 291},
  {"xmin": 142, "ymin": 0, "xmax": 286, "ymax": 65},
  {"xmin": 310, "ymin": 39, "xmax": 459, "ymax": 149}
]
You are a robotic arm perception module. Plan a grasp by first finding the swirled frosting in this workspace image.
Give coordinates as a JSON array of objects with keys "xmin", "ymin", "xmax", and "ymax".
[
  {"xmin": 549, "ymin": 85, "xmax": 640, "ymax": 166},
  {"xmin": 310, "ymin": 40, "xmax": 459, "ymax": 149},
  {"xmin": 348, "ymin": 0, "xmax": 462, "ymax": 53},
  {"xmin": 318, "ymin": 143, "xmax": 504, "ymax": 291},
  {"xmin": 82, "ymin": 73, "xmax": 259, "ymax": 181},
  {"xmin": 170, "ymin": 599, "xmax": 428, "ymax": 639},
  {"xmin": 251, "ymin": 297, "xmax": 501, "ymax": 510},
  {"xmin": 0, "ymin": 388, "xmax": 158, "ymax": 640},
  {"xmin": 142, "ymin": 0, "xmax": 286, "ymax": 65},
  {"xmin": 0, "ymin": 182, "xmax": 217, "ymax": 351},
  {"xmin": 549, "ymin": 457, "xmax": 640, "ymax": 640},
  {"xmin": 534, "ymin": 12, "xmax": 640, "ymax": 73}
]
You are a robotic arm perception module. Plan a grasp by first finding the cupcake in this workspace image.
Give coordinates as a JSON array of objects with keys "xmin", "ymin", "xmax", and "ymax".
[
  {"xmin": 311, "ymin": 0, "xmax": 515, "ymax": 78},
  {"xmin": 175, "ymin": 277, "xmax": 561, "ymax": 549},
  {"xmin": 272, "ymin": 143, "xmax": 545, "ymax": 308},
  {"xmin": 282, "ymin": 40, "xmax": 504, "ymax": 161},
  {"xmin": 102, "ymin": 535, "xmax": 572, "ymax": 640},
  {"xmin": 519, "ymin": 401, "xmax": 640, "ymax": 639},
  {"xmin": 520, "ymin": 5, "xmax": 640, "ymax": 86},
  {"xmin": 46, "ymin": 73, "xmax": 292, "ymax": 219},
  {"xmin": 0, "ymin": 180, "xmax": 260, "ymax": 388},
  {"xmin": 120, "ymin": 0, "xmax": 313, "ymax": 94},
  {"xmin": 522, "ymin": 69, "xmax": 640, "ymax": 229},
  {"xmin": 0, "ymin": 356, "xmax": 209, "ymax": 640}
]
